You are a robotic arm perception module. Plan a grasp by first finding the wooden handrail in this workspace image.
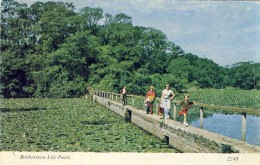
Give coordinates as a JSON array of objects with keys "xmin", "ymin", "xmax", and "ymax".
[
  {"xmin": 93, "ymin": 90, "xmax": 260, "ymax": 116},
  {"xmin": 193, "ymin": 103, "xmax": 260, "ymax": 115}
]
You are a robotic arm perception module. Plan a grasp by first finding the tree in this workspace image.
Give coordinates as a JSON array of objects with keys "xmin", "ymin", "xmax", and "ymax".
[
  {"xmin": 114, "ymin": 13, "xmax": 132, "ymax": 24},
  {"xmin": 1, "ymin": 0, "xmax": 33, "ymax": 97},
  {"xmin": 32, "ymin": 30, "xmax": 99, "ymax": 97},
  {"xmin": 229, "ymin": 62, "xmax": 260, "ymax": 89},
  {"xmin": 79, "ymin": 7, "xmax": 103, "ymax": 34}
]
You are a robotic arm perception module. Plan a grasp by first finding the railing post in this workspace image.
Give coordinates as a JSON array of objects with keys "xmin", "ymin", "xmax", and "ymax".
[
  {"xmin": 242, "ymin": 113, "xmax": 247, "ymax": 142},
  {"xmin": 112, "ymin": 94, "xmax": 114, "ymax": 101},
  {"xmin": 200, "ymin": 107, "xmax": 204, "ymax": 129},
  {"xmin": 132, "ymin": 97, "xmax": 135, "ymax": 106},
  {"xmin": 156, "ymin": 102, "xmax": 159, "ymax": 115},
  {"xmin": 173, "ymin": 103, "xmax": 176, "ymax": 120}
]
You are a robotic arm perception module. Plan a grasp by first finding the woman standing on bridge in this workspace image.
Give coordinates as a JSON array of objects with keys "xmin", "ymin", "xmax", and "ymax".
[
  {"xmin": 161, "ymin": 84, "xmax": 175, "ymax": 119},
  {"xmin": 145, "ymin": 86, "xmax": 156, "ymax": 114}
]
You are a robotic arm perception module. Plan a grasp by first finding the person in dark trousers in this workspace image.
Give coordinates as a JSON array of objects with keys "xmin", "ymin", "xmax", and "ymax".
[
  {"xmin": 179, "ymin": 95, "xmax": 194, "ymax": 127},
  {"xmin": 145, "ymin": 86, "xmax": 156, "ymax": 114},
  {"xmin": 120, "ymin": 86, "xmax": 127, "ymax": 106}
]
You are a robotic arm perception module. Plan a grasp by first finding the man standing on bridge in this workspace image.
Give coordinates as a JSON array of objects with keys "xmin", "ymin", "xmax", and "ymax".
[{"xmin": 120, "ymin": 86, "xmax": 128, "ymax": 106}]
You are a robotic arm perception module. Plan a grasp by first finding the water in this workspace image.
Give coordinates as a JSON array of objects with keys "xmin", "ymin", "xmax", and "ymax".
[{"xmin": 188, "ymin": 113, "xmax": 260, "ymax": 146}]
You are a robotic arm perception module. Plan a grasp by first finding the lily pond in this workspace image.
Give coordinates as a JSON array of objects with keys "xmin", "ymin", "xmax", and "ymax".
[{"xmin": 0, "ymin": 98, "xmax": 178, "ymax": 152}]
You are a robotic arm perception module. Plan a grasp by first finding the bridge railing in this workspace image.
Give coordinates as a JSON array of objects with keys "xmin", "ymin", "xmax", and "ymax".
[{"xmin": 92, "ymin": 90, "xmax": 260, "ymax": 142}]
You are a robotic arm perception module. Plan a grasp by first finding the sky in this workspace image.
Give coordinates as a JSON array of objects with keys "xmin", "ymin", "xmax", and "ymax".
[{"xmin": 17, "ymin": 0, "xmax": 260, "ymax": 67}]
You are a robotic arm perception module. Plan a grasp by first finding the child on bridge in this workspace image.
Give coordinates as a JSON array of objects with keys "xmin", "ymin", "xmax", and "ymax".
[{"xmin": 179, "ymin": 95, "xmax": 194, "ymax": 127}]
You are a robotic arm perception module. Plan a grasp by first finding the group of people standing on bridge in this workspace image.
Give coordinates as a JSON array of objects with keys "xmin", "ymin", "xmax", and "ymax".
[{"xmin": 120, "ymin": 84, "xmax": 194, "ymax": 127}]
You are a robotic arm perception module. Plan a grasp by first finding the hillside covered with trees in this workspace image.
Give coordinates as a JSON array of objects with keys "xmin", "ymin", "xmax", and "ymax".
[{"xmin": 1, "ymin": 0, "xmax": 260, "ymax": 98}]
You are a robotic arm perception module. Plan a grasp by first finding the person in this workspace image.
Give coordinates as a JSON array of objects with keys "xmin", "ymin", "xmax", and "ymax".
[
  {"xmin": 120, "ymin": 86, "xmax": 127, "ymax": 106},
  {"xmin": 179, "ymin": 95, "xmax": 194, "ymax": 127},
  {"xmin": 145, "ymin": 86, "xmax": 156, "ymax": 114},
  {"xmin": 157, "ymin": 101, "xmax": 164, "ymax": 116},
  {"xmin": 161, "ymin": 84, "xmax": 175, "ymax": 119}
]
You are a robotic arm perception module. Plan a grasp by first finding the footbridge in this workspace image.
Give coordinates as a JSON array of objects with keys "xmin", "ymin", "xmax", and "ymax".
[{"xmin": 92, "ymin": 90, "xmax": 260, "ymax": 153}]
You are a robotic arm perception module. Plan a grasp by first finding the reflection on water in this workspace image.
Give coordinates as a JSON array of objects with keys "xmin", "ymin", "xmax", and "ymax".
[{"xmin": 185, "ymin": 113, "xmax": 260, "ymax": 146}]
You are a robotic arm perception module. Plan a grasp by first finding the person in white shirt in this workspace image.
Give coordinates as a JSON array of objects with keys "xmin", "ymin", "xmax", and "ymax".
[{"xmin": 161, "ymin": 84, "xmax": 175, "ymax": 119}]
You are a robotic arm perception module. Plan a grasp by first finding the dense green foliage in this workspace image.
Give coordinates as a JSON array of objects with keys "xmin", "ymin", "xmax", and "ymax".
[
  {"xmin": 0, "ymin": 98, "xmax": 178, "ymax": 152},
  {"xmin": 1, "ymin": 0, "xmax": 259, "ymax": 98}
]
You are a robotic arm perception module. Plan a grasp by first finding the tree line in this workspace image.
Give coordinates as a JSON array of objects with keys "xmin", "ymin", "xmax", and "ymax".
[{"xmin": 1, "ymin": 0, "xmax": 259, "ymax": 98}]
